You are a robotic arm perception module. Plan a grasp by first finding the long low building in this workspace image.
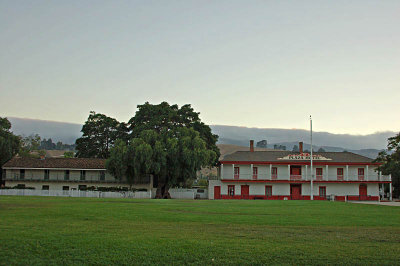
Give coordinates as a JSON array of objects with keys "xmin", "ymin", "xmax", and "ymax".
[
  {"xmin": 209, "ymin": 141, "xmax": 392, "ymax": 201},
  {"xmin": 2, "ymin": 157, "xmax": 153, "ymax": 191}
]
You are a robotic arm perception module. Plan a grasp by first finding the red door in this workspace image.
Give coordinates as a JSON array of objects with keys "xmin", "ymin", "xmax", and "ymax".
[
  {"xmin": 241, "ymin": 185, "xmax": 249, "ymax": 199},
  {"xmin": 359, "ymin": 184, "xmax": 367, "ymax": 200},
  {"xmin": 290, "ymin": 184, "xmax": 302, "ymax": 200},
  {"xmin": 214, "ymin": 186, "xmax": 221, "ymax": 199}
]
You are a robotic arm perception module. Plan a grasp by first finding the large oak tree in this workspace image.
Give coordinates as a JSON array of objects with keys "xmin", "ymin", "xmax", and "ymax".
[{"xmin": 107, "ymin": 102, "xmax": 219, "ymax": 198}]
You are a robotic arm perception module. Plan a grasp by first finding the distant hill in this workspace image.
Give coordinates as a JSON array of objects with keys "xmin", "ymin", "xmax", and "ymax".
[
  {"xmin": 6, "ymin": 117, "xmax": 394, "ymax": 158},
  {"xmin": 211, "ymin": 125, "xmax": 394, "ymax": 150},
  {"xmin": 8, "ymin": 117, "xmax": 82, "ymax": 144}
]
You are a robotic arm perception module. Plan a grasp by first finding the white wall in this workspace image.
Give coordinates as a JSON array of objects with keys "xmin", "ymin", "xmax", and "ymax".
[{"xmin": 208, "ymin": 181, "xmax": 380, "ymax": 198}]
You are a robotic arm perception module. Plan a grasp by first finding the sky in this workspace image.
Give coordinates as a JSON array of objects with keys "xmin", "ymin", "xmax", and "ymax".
[{"xmin": 1, "ymin": 0, "xmax": 399, "ymax": 135}]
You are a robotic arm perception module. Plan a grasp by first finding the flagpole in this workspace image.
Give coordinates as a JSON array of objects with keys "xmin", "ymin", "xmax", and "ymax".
[{"xmin": 310, "ymin": 115, "xmax": 313, "ymax": 200}]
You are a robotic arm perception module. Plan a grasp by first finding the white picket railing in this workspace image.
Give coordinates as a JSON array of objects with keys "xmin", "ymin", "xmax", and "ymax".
[
  {"xmin": 0, "ymin": 189, "xmax": 209, "ymax": 199},
  {"xmin": 0, "ymin": 189, "xmax": 151, "ymax": 199}
]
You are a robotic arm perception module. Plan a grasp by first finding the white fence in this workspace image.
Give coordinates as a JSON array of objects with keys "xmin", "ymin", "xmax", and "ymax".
[
  {"xmin": 169, "ymin": 188, "xmax": 208, "ymax": 199},
  {"xmin": 0, "ymin": 189, "xmax": 151, "ymax": 199}
]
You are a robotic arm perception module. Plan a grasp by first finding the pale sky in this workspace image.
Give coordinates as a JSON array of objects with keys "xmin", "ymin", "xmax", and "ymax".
[{"xmin": 1, "ymin": 0, "xmax": 399, "ymax": 134}]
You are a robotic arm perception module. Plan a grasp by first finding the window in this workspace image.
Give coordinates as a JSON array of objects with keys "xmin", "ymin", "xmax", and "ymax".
[
  {"xmin": 44, "ymin": 170, "xmax": 50, "ymax": 180},
  {"xmin": 271, "ymin": 167, "xmax": 278, "ymax": 179},
  {"xmin": 62, "ymin": 186, "xmax": 69, "ymax": 191},
  {"xmin": 358, "ymin": 168, "xmax": 364, "ymax": 180},
  {"xmin": 78, "ymin": 185, "xmax": 87, "ymax": 190},
  {"xmin": 80, "ymin": 170, "xmax": 86, "ymax": 181},
  {"xmin": 64, "ymin": 170, "xmax": 70, "ymax": 181},
  {"xmin": 319, "ymin": 186, "xmax": 326, "ymax": 197},
  {"xmin": 265, "ymin": 186, "xmax": 272, "ymax": 197},
  {"xmin": 20, "ymin": 169, "xmax": 25, "ymax": 180},
  {"xmin": 337, "ymin": 168, "xmax": 344, "ymax": 180},
  {"xmin": 228, "ymin": 185, "xmax": 235, "ymax": 196},
  {"xmin": 42, "ymin": 185, "xmax": 49, "ymax": 190},
  {"xmin": 252, "ymin": 167, "xmax": 258, "ymax": 179},
  {"xmin": 100, "ymin": 171, "xmax": 105, "ymax": 181},
  {"xmin": 316, "ymin": 168, "xmax": 323, "ymax": 180},
  {"xmin": 234, "ymin": 167, "xmax": 240, "ymax": 179}
]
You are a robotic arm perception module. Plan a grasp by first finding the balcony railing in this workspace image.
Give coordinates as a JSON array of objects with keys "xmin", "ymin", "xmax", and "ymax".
[
  {"xmin": 219, "ymin": 173, "xmax": 391, "ymax": 182},
  {"xmin": 290, "ymin": 175, "xmax": 302, "ymax": 180},
  {"xmin": 5, "ymin": 173, "xmax": 150, "ymax": 184}
]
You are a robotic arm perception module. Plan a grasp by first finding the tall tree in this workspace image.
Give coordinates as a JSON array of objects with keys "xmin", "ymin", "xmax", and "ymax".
[
  {"xmin": 108, "ymin": 102, "xmax": 219, "ymax": 198},
  {"xmin": 374, "ymin": 132, "xmax": 400, "ymax": 198},
  {"xmin": 0, "ymin": 117, "xmax": 20, "ymax": 184},
  {"xmin": 128, "ymin": 102, "xmax": 220, "ymax": 163},
  {"xmin": 75, "ymin": 112, "xmax": 128, "ymax": 158},
  {"xmin": 107, "ymin": 128, "xmax": 216, "ymax": 198}
]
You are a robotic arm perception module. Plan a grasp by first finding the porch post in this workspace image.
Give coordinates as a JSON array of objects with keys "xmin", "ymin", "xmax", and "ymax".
[
  {"xmin": 221, "ymin": 164, "xmax": 224, "ymax": 179},
  {"xmin": 269, "ymin": 164, "xmax": 272, "ymax": 180},
  {"xmin": 232, "ymin": 164, "xmax": 235, "ymax": 179},
  {"xmin": 326, "ymin": 165, "xmax": 329, "ymax": 181},
  {"xmin": 346, "ymin": 165, "xmax": 349, "ymax": 181},
  {"xmin": 389, "ymin": 174, "xmax": 393, "ymax": 201},
  {"xmin": 250, "ymin": 164, "xmax": 253, "ymax": 179},
  {"xmin": 305, "ymin": 165, "xmax": 308, "ymax": 180},
  {"xmin": 366, "ymin": 165, "xmax": 369, "ymax": 181},
  {"xmin": 288, "ymin": 164, "xmax": 290, "ymax": 180}
]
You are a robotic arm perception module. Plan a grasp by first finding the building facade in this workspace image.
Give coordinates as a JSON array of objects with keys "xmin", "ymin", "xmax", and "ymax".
[
  {"xmin": 2, "ymin": 157, "xmax": 152, "ymax": 191},
  {"xmin": 209, "ymin": 142, "xmax": 392, "ymax": 201}
]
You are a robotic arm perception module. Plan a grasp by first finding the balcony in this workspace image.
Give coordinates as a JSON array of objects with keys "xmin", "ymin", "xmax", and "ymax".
[
  {"xmin": 4, "ymin": 173, "xmax": 150, "ymax": 184},
  {"xmin": 290, "ymin": 175, "xmax": 302, "ymax": 180},
  {"xmin": 337, "ymin": 175, "xmax": 344, "ymax": 181},
  {"xmin": 316, "ymin": 175, "xmax": 323, "ymax": 181},
  {"xmin": 358, "ymin": 175, "xmax": 365, "ymax": 181}
]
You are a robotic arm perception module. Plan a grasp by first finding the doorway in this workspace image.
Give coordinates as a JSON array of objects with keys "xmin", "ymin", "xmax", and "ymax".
[
  {"xmin": 290, "ymin": 184, "xmax": 302, "ymax": 200},
  {"xmin": 241, "ymin": 185, "xmax": 249, "ymax": 199},
  {"xmin": 214, "ymin": 186, "xmax": 221, "ymax": 199}
]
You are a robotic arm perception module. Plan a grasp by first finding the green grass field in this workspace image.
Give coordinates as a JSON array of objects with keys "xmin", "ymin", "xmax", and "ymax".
[{"xmin": 1, "ymin": 197, "xmax": 399, "ymax": 265}]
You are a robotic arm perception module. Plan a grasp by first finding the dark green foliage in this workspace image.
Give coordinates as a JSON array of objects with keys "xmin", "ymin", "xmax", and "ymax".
[
  {"xmin": 63, "ymin": 151, "xmax": 74, "ymax": 158},
  {"xmin": 128, "ymin": 102, "xmax": 220, "ymax": 164},
  {"xmin": 292, "ymin": 145, "xmax": 299, "ymax": 152},
  {"xmin": 108, "ymin": 102, "xmax": 219, "ymax": 197},
  {"xmin": 75, "ymin": 111, "xmax": 128, "ymax": 158},
  {"xmin": 318, "ymin": 147, "xmax": 326, "ymax": 152},
  {"xmin": 374, "ymin": 132, "xmax": 400, "ymax": 197},
  {"xmin": 0, "ymin": 117, "xmax": 20, "ymax": 182},
  {"xmin": 39, "ymin": 138, "xmax": 75, "ymax": 150}
]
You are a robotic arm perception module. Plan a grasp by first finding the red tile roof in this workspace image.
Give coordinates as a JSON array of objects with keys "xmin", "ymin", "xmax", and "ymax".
[{"xmin": 2, "ymin": 157, "xmax": 106, "ymax": 169}]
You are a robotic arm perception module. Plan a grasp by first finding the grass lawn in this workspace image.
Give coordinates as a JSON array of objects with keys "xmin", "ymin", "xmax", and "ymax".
[{"xmin": 0, "ymin": 197, "xmax": 400, "ymax": 265}]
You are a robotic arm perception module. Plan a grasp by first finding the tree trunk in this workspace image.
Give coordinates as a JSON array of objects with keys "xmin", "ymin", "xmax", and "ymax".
[{"xmin": 155, "ymin": 183, "xmax": 171, "ymax": 199}]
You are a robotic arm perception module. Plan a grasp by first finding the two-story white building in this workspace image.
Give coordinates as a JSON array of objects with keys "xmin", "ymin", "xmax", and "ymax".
[
  {"xmin": 209, "ymin": 141, "xmax": 392, "ymax": 201},
  {"xmin": 2, "ymin": 157, "xmax": 153, "ymax": 191}
]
